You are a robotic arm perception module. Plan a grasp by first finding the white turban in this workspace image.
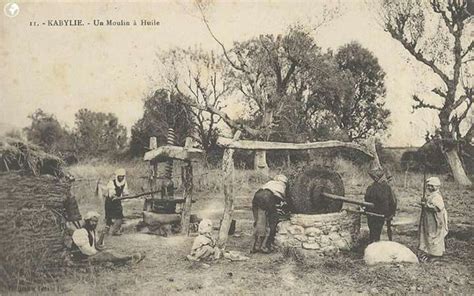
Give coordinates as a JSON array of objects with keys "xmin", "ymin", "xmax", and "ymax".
[
  {"xmin": 115, "ymin": 168, "xmax": 126, "ymax": 176},
  {"xmin": 84, "ymin": 211, "xmax": 100, "ymax": 220},
  {"xmin": 274, "ymin": 174, "xmax": 288, "ymax": 183},
  {"xmin": 426, "ymin": 177, "xmax": 441, "ymax": 186},
  {"xmin": 198, "ymin": 219, "xmax": 213, "ymax": 234}
]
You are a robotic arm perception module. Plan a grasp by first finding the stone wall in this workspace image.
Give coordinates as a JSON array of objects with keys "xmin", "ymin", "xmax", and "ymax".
[{"xmin": 275, "ymin": 211, "xmax": 361, "ymax": 256}]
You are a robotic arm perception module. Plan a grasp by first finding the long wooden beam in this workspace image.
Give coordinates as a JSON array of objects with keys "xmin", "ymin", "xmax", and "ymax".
[
  {"xmin": 321, "ymin": 192, "xmax": 374, "ymax": 208},
  {"xmin": 143, "ymin": 145, "xmax": 204, "ymax": 162},
  {"xmin": 216, "ymin": 137, "xmax": 374, "ymax": 159}
]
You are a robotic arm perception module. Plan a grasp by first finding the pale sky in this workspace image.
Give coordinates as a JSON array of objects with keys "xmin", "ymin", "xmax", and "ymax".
[{"xmin": 0, "ymin": 0, "xmax": 451, "ymax": 147}]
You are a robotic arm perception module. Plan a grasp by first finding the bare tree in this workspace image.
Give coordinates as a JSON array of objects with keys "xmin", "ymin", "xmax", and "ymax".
[
  {"xmin": 194, "ymin": 1, "xmax": 343, "ymax": 171},
  {"xmin": 158, "ymin": 47, "xmax": 235, "ymax": 159},
  {"xmin": 378, "ymin": 0, "xmax": 473, "ymax": 185}
]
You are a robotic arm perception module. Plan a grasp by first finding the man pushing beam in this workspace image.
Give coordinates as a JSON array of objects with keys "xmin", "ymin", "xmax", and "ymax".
[{"xmin": 251, "ymin": 174, "xmax": 291, "ymax": 253}]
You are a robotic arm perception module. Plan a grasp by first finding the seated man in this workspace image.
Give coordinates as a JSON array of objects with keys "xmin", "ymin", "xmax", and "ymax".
[
  {"xmin": 251, "ymin": 174, "xmax": 291, "ymax": 253},
  {"xmin": 71, "ymin": 211, "xmax": 144, "ymax": 264}
]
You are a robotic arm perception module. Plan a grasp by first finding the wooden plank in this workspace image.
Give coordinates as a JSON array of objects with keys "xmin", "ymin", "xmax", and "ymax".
[
  {"xmin": 321, "ymin": 192, "xmax": 374, "ymax": 208},
  {"xmin": 217, "ymin": 131, "xmax": 241, "ymax": 248},
  {"xmin": 143, "ymin": 145, "xmax": 204, "ymax": 162},
  {"xmin": 180, "ymin": 163, "xmax": 193, "ymax": 235},
  {"xmin": 216, "ymin": 137, "xmax": 374, "ymax": 158}
]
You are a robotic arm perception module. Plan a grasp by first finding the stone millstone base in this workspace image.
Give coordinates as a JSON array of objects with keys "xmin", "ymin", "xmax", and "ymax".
[{"xmin": 275, "ymin": 211, "xmax": 361, "ymax": 256}]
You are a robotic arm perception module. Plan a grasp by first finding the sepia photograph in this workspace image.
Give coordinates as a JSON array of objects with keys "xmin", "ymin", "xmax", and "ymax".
[{"xmin": 0, "ymin": 0, "xmax": 473, "ymax": 294}]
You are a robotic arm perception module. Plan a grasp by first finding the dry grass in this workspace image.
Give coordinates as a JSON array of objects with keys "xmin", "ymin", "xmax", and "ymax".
[
  {"xmin": 0, "ymin": 136, "xmax": 63, "ymax": 176},
  {"xmin": 0, "ymin": 173, "xmax": 71, "ymax": 291}
]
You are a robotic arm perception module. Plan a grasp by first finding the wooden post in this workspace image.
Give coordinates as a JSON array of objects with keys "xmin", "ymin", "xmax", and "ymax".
[
  {"xmin": 144, "ymin": 137, "xmax": 158, "ymax": 211},
  {"xmin": 181, "ymin": 161, "xmax": 193, "ymax": 235},
  {"xmin": 218, "ymin": 131, "xmax": 241, "ymax": 248},
  {"xmin": 144, "ymin": 160, "xmax": 158, "ymax": 211},
  {"xmin": 149, "ymin": 137, "xmax": 158, "ymax": 150}
]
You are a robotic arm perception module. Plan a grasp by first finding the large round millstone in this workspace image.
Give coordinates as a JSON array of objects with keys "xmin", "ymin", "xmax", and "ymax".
[
  {"xmin": 288, "ymin": 167, "xmax": 344, "ymax": 214},
  {"xmin": 364, "ymin": 241, "xmax": 419, "ymax": 265}
]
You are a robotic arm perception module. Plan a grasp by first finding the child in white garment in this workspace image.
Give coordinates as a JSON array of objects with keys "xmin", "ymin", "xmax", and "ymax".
[{"xmin": 187, "ymin": 219, "xmax": 221, "ymax": 261}]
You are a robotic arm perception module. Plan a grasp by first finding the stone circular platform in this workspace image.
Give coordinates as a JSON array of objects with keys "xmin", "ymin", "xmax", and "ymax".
[{"xmin": 275, "ymin": 211, "xmax": 361, "ymax": 256}]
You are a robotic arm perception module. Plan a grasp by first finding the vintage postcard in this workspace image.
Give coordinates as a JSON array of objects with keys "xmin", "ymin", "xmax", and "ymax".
[{"xmin": 1, "ymin": 0, "xmax": 472, "ymax": 294}]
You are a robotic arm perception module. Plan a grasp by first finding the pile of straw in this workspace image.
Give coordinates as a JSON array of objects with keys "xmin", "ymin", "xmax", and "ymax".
[
  {"xmin": 0, "ymin": 172, "xmax": 72, "ymax": 290},
  {"xmin": 0, "ymin": 137, "xmax": 63, "ymax": 176}
]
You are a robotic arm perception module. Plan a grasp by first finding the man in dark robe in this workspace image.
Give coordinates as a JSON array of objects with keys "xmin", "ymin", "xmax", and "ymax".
[
  {"xmin": 364, "ymin": 168, "xmax": 397, "ymax": 243},
  {"xmin": 251, "ymin": 174, "xmax": 291, "ymax": 253}
]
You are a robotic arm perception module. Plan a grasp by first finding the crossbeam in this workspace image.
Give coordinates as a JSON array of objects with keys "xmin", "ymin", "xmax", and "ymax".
[
  {"xmin": 216, "ymin": 137, "xmax": 374, "ymax": 159},
  {"xmin": 143, "ymin": 145, "xmax": 204, "ymax": 162}
]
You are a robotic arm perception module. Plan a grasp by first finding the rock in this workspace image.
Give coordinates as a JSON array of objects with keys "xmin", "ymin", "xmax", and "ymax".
[
  {"xmin": 328, "ymin": 232, "xmax": 340, "ymax": 241},
  {"xmin": 319, "ymin": 235, "xmax": 331, "ymax": 247},
  {"xmin": 322, "ymin": 246, "xmax": 338, "ymax": 256},
  {"xmin": 279, "ymin": 237, "xmax": 302, "ymax": 248},
  {"xmin": 287, "ymin": 225, "xmax": 305, "ymax": 235},
  {"xmin": 305, "ymin": 227, "xmax": 322, "ymax": 237},
  {"xmin": 334, "ymin": 238, "xmax": 350, "ymax": 251},
  {"xmin": 274, "ymin": 234, "xmax": 287, "ymax": 247},
  {"xmin": 294, "ymin": 235, "xmax": 308, "ymax": 242},
  {"xmin": 330, "ymin": 225, "xmax": 340, "ymax": 232},
  {"xmin": 277, "ymin": 222, "xmax": 290, "ymax": 234},
  {"xmin": 302, "ymin": 242, "xmax": 321, "ymax": 250},
  {"xmin": 364, "ymin": 241, "xmax": 419, "ymax": 265},
  {"xmin": 290, "ymin": 212, "xmax": 349, "ymax": 227}
]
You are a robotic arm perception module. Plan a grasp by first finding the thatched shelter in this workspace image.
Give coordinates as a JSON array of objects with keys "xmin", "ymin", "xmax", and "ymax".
[
  {"xmin": 0, "ymin": 138, "xmax": 78, "ymax": 290},
  {"xmin": 0, "ymin": 136, "xmax": 63, "ymax": 177}
]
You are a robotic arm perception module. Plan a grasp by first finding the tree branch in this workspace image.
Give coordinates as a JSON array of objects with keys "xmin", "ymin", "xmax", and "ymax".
[
  {"xmin": 450, "ymin": 84, "xmax": 472, "ymax": 110},
  {"xmin": 432, "ymin": 87, "xmax": 448, "ymax": 99},
  {"xmin": 385, "ymin": 22, "xmax": 451, "ymax": 85},
  {"xmin": 178, "ymin": 97, "xmax": 262, "ymax": 137},
  {"xmin": 456, "ymin": 98, "xmax": 473, "ymax": 124},
  {"xmin": 461, "ymin": 41, "xmax": 474, "ymax": 59},
  {"xmin": 412, "ymin": 95, "xmax": 443, "ymax": 111},
  {"xmin": 195, "ymin": 1, "xmax": 250, "ymax": 75},
  {"xmin": 430, "ymin": 0, "xmax": 455, "ymax": 34}
]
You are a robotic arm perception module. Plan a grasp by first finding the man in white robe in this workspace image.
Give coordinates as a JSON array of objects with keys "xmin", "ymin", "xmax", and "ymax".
[{"xmin": 418, "ymin": 177, "xmax": 449, "ymax": 261}]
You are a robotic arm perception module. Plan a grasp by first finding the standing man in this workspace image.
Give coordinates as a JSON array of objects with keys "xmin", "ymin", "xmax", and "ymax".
[
  {"xmin": 105, "ymin": 168, "xmax": 129, "ymax": 236},
  {"xmin": 418, "ymin": 177, "xmax": 448, "ymax": 262},
  {"xmin": 364, "ymin": 168, "xmax": 397, "ymax": 243},
  {"xmin": 251, "ymin": 174, "xmax": 291, "ymax": 253}
]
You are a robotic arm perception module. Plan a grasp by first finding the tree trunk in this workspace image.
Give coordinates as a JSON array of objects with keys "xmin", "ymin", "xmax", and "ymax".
[
  {"xmin": 439, "ymin": 110, "xmax": 471, "ymax": 186},
  {"xmin": 218, "ymin": 131, "xmax": 240, "ymax": 249},
  {"xmin": 444, "ymin": 148, "xmax": 472, "ymax": 186}
]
